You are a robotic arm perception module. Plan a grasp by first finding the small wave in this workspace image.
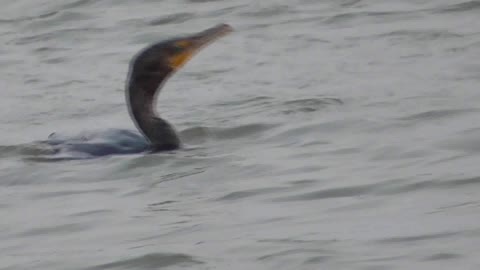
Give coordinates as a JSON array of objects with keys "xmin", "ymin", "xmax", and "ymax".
[
  {"xmin": 281, "ymin": 97, "xmax": 343, "ymax": 114},
  {"xmin": 32, "ymin": 11, "xmax": 93, "ymax": 26},
  {"xmin": 0, "ymin": 145, "xmax": 22, "ymax": 158},
  {"xmin": 323, "ymin": 10, "xmax": 413, "ymax": 25},
  {"xmin": 273, "ymin": 183, "xmax": 378, "ymax": 202},
  {"xmin": 18, "ymin": 223, "xmax": 88, "ymax": 237},
  {"xmin": 378, "ymin": 177, "xmax": 480, "ymax": 195},
  {"xmin": 272, "ymin": 176, "xmax": 480, "ymax": 202},
  {"xmin": 432, "ymin": 1, "xmax": 480, "ymax": 14},
  {"xmin": 214, "ymin": 96, "xmax": 342, "ymax": 117},
  {"xmin": 398, "ymin": 108, "xmax": 478, "ymax": 121},
  {"xmin": 374, "ymin": 231, "xmax": 459, "ymax": 244},
  {"xmin": 179, "ymin": 126, "xmax": 212, "ymax": 144},
  {"xmin": 85, "ymin": 253, "xmax": 202, "ymax": 270},
  {"xmin": 0, "ymin": 11, "xmax": 58, "ymax": 23},
  {"xmin": 213, "ymin": 96, "xmax": 273, "ymax": 107},
  {"xmin": 69, "ymin": 209, "xmax": 113, "ymax": 217},
  {"xmin": 206, "ymin": 5, "xmax": 246, "ymax": 17},
  {"xmin": 258, "ymin": 248, "xmax": 329, "ymax": 262},
  {"xmin": 0, "ymin": 143, "xmax": 57, "ymax": 159},
  {"xmin": 212, "ymin": 123, "xmax": 277, "ymax": 139},
  {"xmin": 30, "ymin": 188, "xmax": 114, "ymax": 200},
  {"xmin": 60, "ymin": 0, "xmax": 98, "ymax": 10},
  {"xmin": 217, "ymin": 187, "xmax": 287, "ymax": 201},
  {"xmin": 438, "ymin": 128, "xmax": 480, "ymax": 153},
  {"xmin": 240, "ymin": 5, "xmax": 293, "ymax": 18},
  {"xmin": 378, "ymin": 29, "xmax": 464, "ymax": 41},
  {"xmin": 14, "ymin": 27, "xmax": 106, "ymax": 45},
  {"xmin": 4, "ymin": 123, "xmax": 275, "ymax": 162},
  {"xmin": 382, "ymin": 177, "xmax": 480, "ymax": 194},
  {"xmin": 339, "ymin": 0, "xmax": 363, "ymax": 7},
  {"xmin": 149, "ymin": 12, "xmax": 195, "ymax": 26},
  {"xmin": 181, "ymin": 123, "xmax": 277, "ymax": 142},
  {"xmin": 0, "ymin": 0, "xmax": 97, "ymax": 24},
  {"xmin": 423, "ymin": 253, "xmax": 462, "ymax": 261}
]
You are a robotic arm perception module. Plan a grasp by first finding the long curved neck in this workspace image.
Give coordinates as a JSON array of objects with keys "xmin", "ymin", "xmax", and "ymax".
[{"xmin": 126, "ymin": 72, "xmax": 180, "ymax": 151}]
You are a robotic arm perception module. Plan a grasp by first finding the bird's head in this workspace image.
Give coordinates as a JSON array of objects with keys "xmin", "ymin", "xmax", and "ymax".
[{"xmin": 128, "ymin": 24, "xmax": 233, "ymax": 92}]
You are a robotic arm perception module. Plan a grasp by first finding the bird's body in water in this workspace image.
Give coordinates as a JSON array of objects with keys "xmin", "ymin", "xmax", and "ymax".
[{"xmin": 39, "ymin": 24, "xmax": 233, "ymax": 159}]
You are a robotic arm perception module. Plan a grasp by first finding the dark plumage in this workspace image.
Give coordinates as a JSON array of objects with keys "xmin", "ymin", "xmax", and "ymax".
[{"xmin": 42, "ymin": 24, "xmax": 233, "ymax": 158}]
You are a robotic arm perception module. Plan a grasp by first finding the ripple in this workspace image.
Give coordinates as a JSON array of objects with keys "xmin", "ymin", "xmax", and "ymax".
[
  {"xmin": 30, "ymin": 188, "xmax": 115, "ymax": 199},
  {"xmin": 2, "ymin": 0, "xmax": 480, "ymax": 268},
  {"xmin": 69, "ymin": 209, "xmax": 113, "ymax": 217},
  {"xmin": 60, "ymin": 0, "xmax": 96, "ymax": 9},
  {"xmin": 0, "ymin": 0, "xmax": 98, "ymax": 24},
  {"xmin": 273, "ymin": 183, "xmax": 378, "ymax": 202},
  {"xmin": 338, "ymin": 0, "xmax": 363, "ymax": 7},
  {"xmin": 439, "ymin": 131, "xmax": 480, "ymax": 154},
  {"xmin": 18, "ymin": 223, "xmax": 88, "ymax": 237},
  {"xmin": 323, "ymin": 10, "xmax": 415, "ymax": 25},
  {"xmin": 0, "ymin": 145, "xmax": 22, "ymax": 158},
  {"xmin": 374, "ymin": 231, "xmax": 459, "ymax": 244},
  {"xmin": 423, "ymin": 253, "xmax": 462, "ymax": 261},
  {"xmin": 0, "ymin": 11, "xmax": 59, "ymax": 23},
  {"xmin": 378, "ymin": 29, "xmax": 464, "ymax": 41},
  {"xmin": 377, "ymin": 176, "xmax": 480, "ymax": 195},
  {"xmin": 85, "ymin": 253, "xmax": 202, "ymax": 270},
  {"xmin": 303, "ymin": 255, "xmax": 332, "ymax": 264},
  {"xmin": 383, "ymin": 176, "xmax": 480, "ymax": 194},
  {"xmin": 212, "ymin": 123, "xmax": 276, "ymax": 139},
  {"xmin": 206, "ymin": 5, "xmax": 246, "ymax": 16},
  {"xmin": 217, "ymin": 187, "xmax": 287, "ymax": 201},
  {"xmin": 273, "ymin": 176, "xmax": 480, "ymax": 202},
  {"xmin": 432, "ymin": 1, "xmax": 480, "ymax": 14},
  {"xmin": 240, "ymin": 5, "xmax": 293, "ymax": 18},
  {"xmin": 281, "ymin": 97, "xmax": 343, "ymax": 114},
  {"xmin": 32, "ymin": 11, "xmax": 93, "ymax": 29},
  {"xmin": 149, "ymin": 12, "xmax": 195, "ymax": 26},
  {"xmin": 13, "ymin": 27, "xmax": 106, "ymax": 45},
  {"xmin": 398, "ymin": 108, "xmax": 478, "ymax": 121},
  {"xmin": 258, "ymin": 248, "xmax": 328, "ymax": 261},
  {"xmin": 0, "ymin": 143, "xmax": 59, "ymax": 159},
  {"xmin": 213, "ymin": 96, "xmax": 273, "ymax": 107},
  {"xmin": 181, "ymin": 123, "xmax": 276, "ymax": 142}
]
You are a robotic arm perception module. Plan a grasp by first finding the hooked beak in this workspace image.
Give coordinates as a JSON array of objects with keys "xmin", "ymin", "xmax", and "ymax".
[{"xmin": 169, "ymin": 24, "xmax": 233, "ymax": 70}]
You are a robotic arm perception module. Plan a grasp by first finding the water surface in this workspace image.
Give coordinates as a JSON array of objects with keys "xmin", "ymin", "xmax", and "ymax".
[{"xmin": 1, "ymin": 0, "xmax": 480, "ymax": 269}]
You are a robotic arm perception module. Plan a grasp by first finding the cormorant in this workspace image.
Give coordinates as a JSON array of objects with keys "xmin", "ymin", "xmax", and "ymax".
[{"xmin": 43, "ymin": 24, "xmax": 233, "ymax": 158}]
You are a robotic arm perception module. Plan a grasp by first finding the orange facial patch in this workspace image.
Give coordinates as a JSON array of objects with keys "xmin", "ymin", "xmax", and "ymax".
[{"xmin": 169, "ymin": 51, "xmax": 195, "ymax": 69}]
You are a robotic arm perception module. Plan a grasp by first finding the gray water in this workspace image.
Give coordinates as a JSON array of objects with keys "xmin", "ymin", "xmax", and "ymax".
[{"xmin": 1, "ymin": 0, "xmax": 480, "ymax": 269}]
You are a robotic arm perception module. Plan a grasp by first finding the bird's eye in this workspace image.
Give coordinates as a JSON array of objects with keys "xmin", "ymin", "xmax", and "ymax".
[{"xmin": 171, "ymin": 40, "xmax": 190, "ymax": 53}]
